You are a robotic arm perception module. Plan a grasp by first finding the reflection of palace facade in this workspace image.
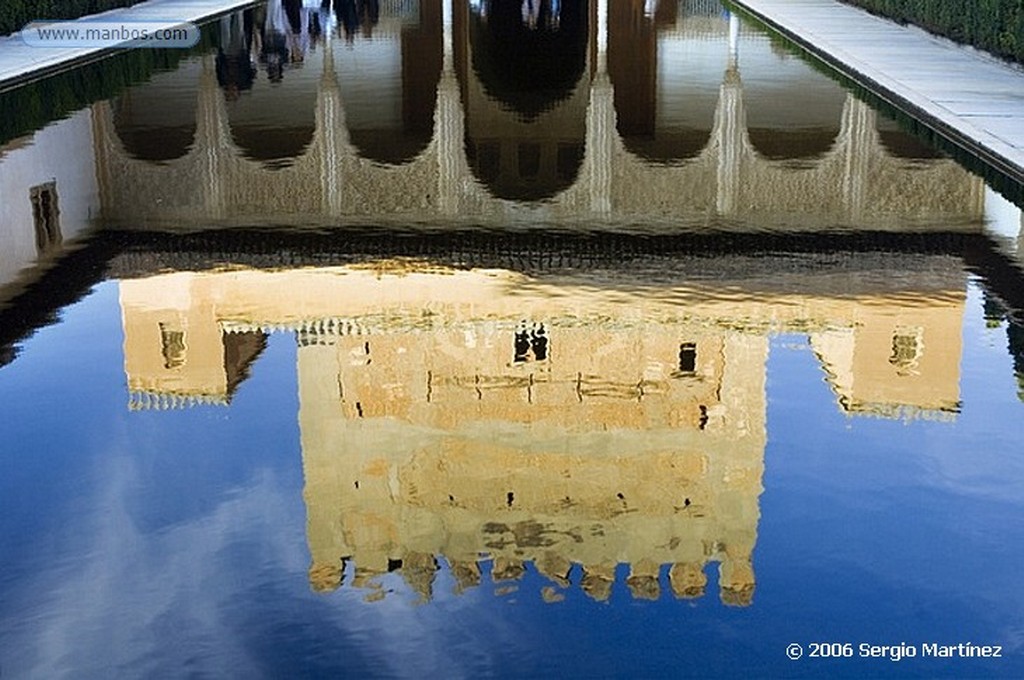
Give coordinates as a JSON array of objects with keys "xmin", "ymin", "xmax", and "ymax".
[{"xmin": 118, "ymin": 258, "xmax": 966, "ymax": 603}]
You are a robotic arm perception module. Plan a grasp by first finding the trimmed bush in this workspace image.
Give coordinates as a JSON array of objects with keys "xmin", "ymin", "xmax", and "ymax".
[
  {"xmin": 843, "ymin": 0, "xmax": 1024, "ymax": 64},
  {"xmin": 2, "ymin": 1, "xmax": 140, "ymax": 37}
]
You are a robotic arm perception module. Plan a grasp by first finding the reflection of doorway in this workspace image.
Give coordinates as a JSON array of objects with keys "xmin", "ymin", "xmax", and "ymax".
[{"xmin": 30, "ymin": 182, "xmax": 61, "ymax": 254}]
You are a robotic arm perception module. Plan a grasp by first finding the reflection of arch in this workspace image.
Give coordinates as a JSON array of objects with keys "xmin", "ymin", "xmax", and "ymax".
[
  {"xmin": 464, "ymin": 137, "xmax": 585, "ymax": 201},
  {"xmin": 224, "ymin": 2, "xmax": 319, "ymax": 169},
  {"xmin": 340, "ymin": 0, "xmax": 443, "ymax": 164},
  {"xmin": 112, "ymin": 61, "xmax": 200, "ymax": 162},
  {"xmin": 469, "ymin": 0, "xmax": 588, "ymax": 119},
  {"xmin": 460, "ymin": 0, "xmax": 588, "ymax": 200},
  {"xmin": 608, "ymin": 0, "xmax": 718, "ymax": 163},
  {"xmin": 875, "ymin": 117, "xmax": 944, "ymax": 160},
  {"xmin": 226, "ymin": 71, "xmax": 318, "ymax": 168},
  {"xmin": 741, "ymin": 41, "xmax": 845, "ymax": 161}
]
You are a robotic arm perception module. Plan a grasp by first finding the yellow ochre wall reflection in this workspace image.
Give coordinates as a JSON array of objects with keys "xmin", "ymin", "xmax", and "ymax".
[{"xmin": 118, "ymin": 262, "xmax": 965, "ymax": 604}]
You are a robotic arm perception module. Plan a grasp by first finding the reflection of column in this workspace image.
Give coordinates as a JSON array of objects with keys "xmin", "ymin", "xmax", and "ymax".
[
  {"xmin": 586, "ymin": 75, "xmax": 614, "ymax": 214},
  {"xmin": 715, "ymin": 68, "xmax": 744, "ymax": 216},
  {"xmin": 841, "ymin": 94, "xmax": 874, "ymax": 221},
  {"xmin": 437, "ymin": 0, "xmax": 464, "ymax": 215},
  {"xmin": 317, "ymin": 40, "xmax": 346, "ymax": 215},
  {"xmin": 197, "ymin": 55, "xmax": 230, "ymax": 219},
  {"xmin": 586, "ymin": 0, "xmax": 613, "ymax": 214},
  {"xmin": 90, "ymin": 102, "xmax": 115, "ymax": 219},
  {"xmin": 728, "ymin": 11, "xmax": 739, "ymax": 69}
]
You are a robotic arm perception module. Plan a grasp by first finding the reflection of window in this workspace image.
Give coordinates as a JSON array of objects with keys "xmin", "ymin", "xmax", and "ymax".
[
  {"xmin": 678, "ymin": 342, "xmax": 697, "ymax": 374},
  {"xmin": 556, "ymin": 143, "xmax": 583, "ymax": 181},
  {"xmin": 30, "ymin": 182, "xmax": 61, "ymax": 253},
  {"xmin": 889, "ymin": 328, "xmax": 921, "ymax": 376},
  {"xmin": 518, "ymin": 143, "xmax": 541, "ymax": 179},
  {"xmin": 475, "ymin": 142, "xmax": 500, "ymax": 182},
  {"xmin": 513, "ymin": 321, "xmax": 548, "ymax": 363},
  {"xmin": 160, "ymin": 323, "xmax": 187, "ymax": 369}
]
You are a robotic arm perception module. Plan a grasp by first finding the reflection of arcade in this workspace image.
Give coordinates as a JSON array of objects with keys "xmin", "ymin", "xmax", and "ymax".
[
  {"xmin": 95, "ymin": 0, "xmax": 985, "ymax": 225},
  {"xmin": 117, "ymin": 256, "xmax": 967, "ymax": 604}
]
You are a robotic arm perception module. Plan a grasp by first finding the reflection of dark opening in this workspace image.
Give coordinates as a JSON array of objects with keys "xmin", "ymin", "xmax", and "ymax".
[
  {"xmin": 557, "ymin": 143, "xmax": 583, "ymax": 180},
  {"xmin": 888, "ymin": 333, "xmax": 919, "ymax": 375},
  {"xmin": 160, "ymin": 324, "xmax": 186, "ymax": 369},
  {"xmin": 608, "ymin": 0, "xmax": 715, "ymax": 163},
  {"xmin": 30, "ymin": 182, "xmax": 61, "ymax": 254},
  {"xmin": 472, "ymin": 141, "xmax": 501, "ymax": 181},
  {"xmin": 514, "ymin": 322, "xmax": 548, "ymax": 362},
  {"xmin": 880, "ymin": 127, "xmax": 942, "ymax": 159},
  {"xmin": 532, "ymin": 326, "xmax": 548, "ymax": 360},
  {"xmin": 678, "ymin": 342, "xmax": 696, "ymax": 373},
  {"xmin": 469, "ymin": 0, "xmax": 587, "ymax": 120},
  {"xmin": 518, "ymin": 143, "xmax": 541, "ymax": 178},
  {"xmin": 621, "ymin": 130, "xmax": 713, "ymax": 163},
  {"xmin": 113, "ymin": 104, "xmax": 197, "ymax": 162},
  {"xmin": 514, "ymin": 326, "xmax": 531, "ymax": 362},
  {"xmin": 747, "ymin": 128, "xmax": 839, "ymax": 160},
  {"xmin": 230, "ymin": 128, "xmax": 317, "ymax": 167}
]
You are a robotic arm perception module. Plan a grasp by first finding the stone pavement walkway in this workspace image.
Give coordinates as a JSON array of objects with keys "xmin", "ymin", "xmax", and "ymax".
[
  {"xmin": 0, "ymin": 0, "xmax": 253, "ymax": 91},
  {"xmin": 732, "ymin": 0, "xmax": 1024, "ymax": 185}
]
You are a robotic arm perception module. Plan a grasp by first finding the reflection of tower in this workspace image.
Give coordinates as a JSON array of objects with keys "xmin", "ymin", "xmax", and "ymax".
[
  {"xmin": 120, "ymin": 275, "xmax": 266, "ymax": 410},
  {"xmin": 298, "ymin": 297, "xmax": 767, "ymax": 605}
]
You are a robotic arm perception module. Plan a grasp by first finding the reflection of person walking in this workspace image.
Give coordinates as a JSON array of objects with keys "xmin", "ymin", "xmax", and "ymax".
[{"xmin": 216, "ymin": 10, "xmax": 256, "ymax": 99}]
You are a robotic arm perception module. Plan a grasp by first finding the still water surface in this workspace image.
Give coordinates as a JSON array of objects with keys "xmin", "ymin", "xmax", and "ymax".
[{"xmin": 1, "ymin": 0, "xmax": 1024, "ymax": 677}]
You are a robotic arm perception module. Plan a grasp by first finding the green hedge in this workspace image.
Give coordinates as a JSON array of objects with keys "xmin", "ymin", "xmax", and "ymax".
[
  {"xmin": 843, "ymin": 0, "xmax": 1024, "ymax": 63},
  {"xmin": 1, "ymin": 1, "xmax": 140, "ymax": 37}
]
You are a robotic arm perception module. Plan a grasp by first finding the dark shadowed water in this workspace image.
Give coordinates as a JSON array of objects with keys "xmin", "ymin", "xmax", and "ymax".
[{"xmin": 1, "ymin": 0, "xmax": 1023, "ymax": 677}]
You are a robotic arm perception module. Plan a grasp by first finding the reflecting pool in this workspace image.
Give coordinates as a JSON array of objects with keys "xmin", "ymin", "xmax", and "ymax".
[{"xmin": 1, "ymin": 0, "xmax": 1023, "ymax": 677}]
